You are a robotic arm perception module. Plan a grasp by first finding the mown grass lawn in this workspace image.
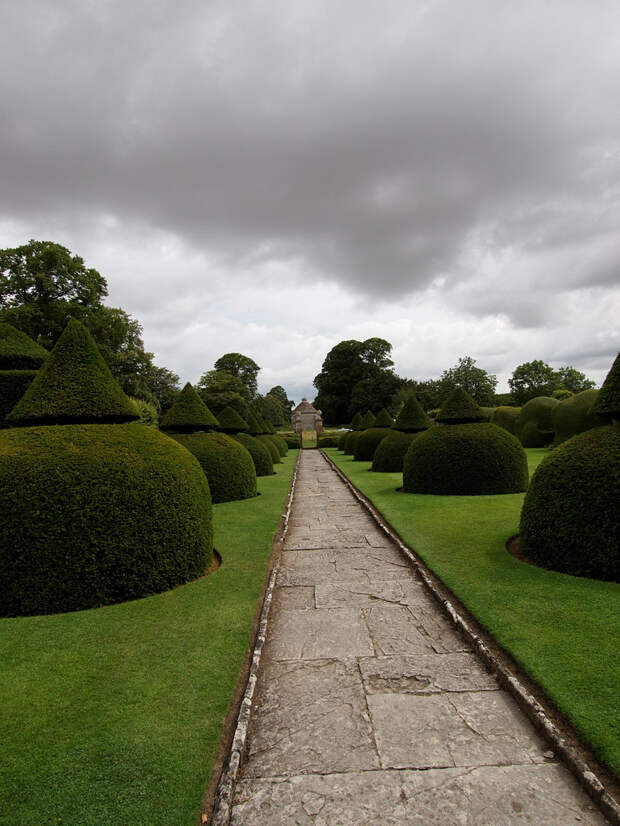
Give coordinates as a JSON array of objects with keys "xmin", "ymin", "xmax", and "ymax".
[
  {"xmin": 325, "ymin": 447, "xmax": 620, "ymax": 776},
  {"xmin": 0, "ymin": 450, "xmax": 297, "ymax": 826}
]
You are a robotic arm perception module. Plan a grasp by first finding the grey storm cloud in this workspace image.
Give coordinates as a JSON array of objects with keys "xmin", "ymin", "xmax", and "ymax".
[{"xmin": 1, "ymin": 0, "xmax": 620, "ymax": 327}]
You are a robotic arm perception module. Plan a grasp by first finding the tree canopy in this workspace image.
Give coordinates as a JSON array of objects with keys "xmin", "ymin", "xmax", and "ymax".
[
  {"xmin": 509, "ymin": 360, "xmax": 595, "ymax": 404},
  {"xmin": 213, "ymin": 352, "xmax": 260, "ymax": 398},
  {"xmin": 438, "ymin": 356, "xmax": 497, "ymax": 406}
]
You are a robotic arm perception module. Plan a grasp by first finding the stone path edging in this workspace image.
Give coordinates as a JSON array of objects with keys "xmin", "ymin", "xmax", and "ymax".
[
  {"xmin": 209, "ymin": 451, "xmax": 301, "ymax": 826},
  {"xmin": 320, "ymin": 449, "xmax": 620, "ymax": 826}
]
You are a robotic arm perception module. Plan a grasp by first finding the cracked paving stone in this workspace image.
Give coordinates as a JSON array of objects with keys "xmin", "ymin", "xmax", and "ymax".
[
  {"xmin": 266, "ymin": 607, "xmax": 374, "ymax": 660},
  {"xmin": 368, "ymin": 690, "xmax": 549, "ymax": 769},
  {"xmin": 230, "ymin": 764, "xmax": 608, "ymax": 825},
  {"xmin": 272, "ymin": 585, "xmax": 315, "ymax": 611},
  {"xmin": 359, "ymin": 653, "xmax": 499, "ymax": 694},
  {"xmin": 315, "ymin": 578, "xmax": 427, "ymax": 609},
  {"xmin": 242, "ymin": 659, "xmax": 380, "ymax": 778},
  {"xmin": 363, "ymin": 603, "xmax": 443, "ymax": 655},
  {"xmin": 285, "ymin": 530, "xmax": 369, "ymax": 550}
]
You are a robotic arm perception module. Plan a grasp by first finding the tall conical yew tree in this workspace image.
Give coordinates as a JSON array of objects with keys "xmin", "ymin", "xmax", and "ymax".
[
  {"xmin": 393, "ymin": 395, "xmax": 431, "ymax": 432},
  {"xmin": 160, "ymin": 382, "xmax": 218, "ymax": 432}
]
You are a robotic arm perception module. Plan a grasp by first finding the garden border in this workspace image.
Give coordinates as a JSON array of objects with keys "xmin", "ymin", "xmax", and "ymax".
[
  {"xmin": 207, "ymin": 450, "xmax": 301, "ymax": 826},
  {"xmin": 321, "ymin": 448, "xmax": 620, "ymax": 825}
]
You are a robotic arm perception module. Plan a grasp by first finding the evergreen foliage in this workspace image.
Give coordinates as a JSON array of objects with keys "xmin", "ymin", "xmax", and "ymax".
[
  {"xmin": 0, "ymin": 424, "xmax": 213, "ymax": 616},
  {"xmin": 373, "ymin": 407, "xmax": 394, "ymax": 427},
  {"xmin": 231, "ymin": 433, "xmax": 274, "ymax": 476},
  {"xmin": 0, "ymin": 371, "xmax": 38, "ymax": 424},
  {"xmin": 245, "ymin": 409, "xmax": 263, "ymax": 435},
  {"xmin": 436, "ymin": 387, "xmax": 485, "ymax": 423},
  {"xmin": 359, "ymin": 410, "xmax": 376, "ymax": 429},
  {"xmin": 7, "ymin": 319, "xmax": 139, "ymax": 426},
  {"xmin": 343, "ymin": 430, "xmax": 361, "ymax": 455},
  {"xmin": 318, "ymin": 434, "xmax": 339, "ymax": 447},
  {"xmin": 515, "ymin": 396, "xmax": 559, "ymax": 447},
  {"xmin": 267, "ymin": 433, "xmax": 288, "ymax": 456},
  {"xmin": 393, "ymin": 395, "xmax": 430, "ymax": 432},
  {"xmin": 371, "ymin": 431, "xmax": 417, "ymax": 472},
  {"xmin": 170, "ymin": 431, "xmax": 256, "ymax": 503},
  {"xmin": 216, "ymin": 405, "xmax": 249, "ymax": 433},
  {"xmin": 590, "ymin": 351, "xmax": 620, "ymax": 419},
  {"xmin": 350, "ymin": 411, "xmax": 363, "ymax": 429},
  {"xmin": 552, "ymin": 389, "xmax": 606, "ymax": 445},
  {"xmin": 338, "ymin": 431, "xmax": 349, "ymax": 450},
  {"xmin": 256, "ymin": 434, "xmax": 281, "ymax": 463},
  {"xmin": 354, "ymin": 427, "xmax": 394, "ymax": 461},
  {"xmin": 520, "ymin": 426, "xmax": 619, "ymax": 581},
  {"xmin": 0, "ymin": 322, "xmax": 49, "ymax": 369},
  {"xmin": 491, "ymin": 406, "xmax": 521, "ymax": 435},
  {"xmin": 160, "ymin": 382, "xmax": 218, "ymax": 432},
  {"xmin": 403, "ymin": 423, "xmax": 528, "ymax": 495}
]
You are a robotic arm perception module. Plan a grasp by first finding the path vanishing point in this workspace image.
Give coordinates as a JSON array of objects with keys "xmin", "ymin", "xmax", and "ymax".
[{"xmin": 228, "ymin": 450, "xmax": 608, "ymax": 824}]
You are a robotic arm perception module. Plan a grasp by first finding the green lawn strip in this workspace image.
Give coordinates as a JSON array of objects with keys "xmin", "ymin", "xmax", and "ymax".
[
  {"xmin": 325, "ymin": 447, "xmax": 620, "ymax": 775},
  {"xmin": 0, "ymin": 450, "xmax": 298, "ymax": 826}
]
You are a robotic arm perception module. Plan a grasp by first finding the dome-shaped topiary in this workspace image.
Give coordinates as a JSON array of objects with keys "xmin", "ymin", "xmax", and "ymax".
[
  {"xmin": 590, "ymin": 351, "xmax": 620, "ymax": 420},
  {"xmin": 552, "ymin": 389, "xmax": 606, "ymax": 445},
  {"xmin": 216, "ymin": 404, "xmax": 249, "ymax": 433},
  {"xmin": 372, "ymin": 431, "xmax": 418, "ymax": 472},
  {"xmin": 373, "ymin": 407, "xmax": 394, "ymax": 428},
  {"xmin": 0, "ymin": 423, "xmax": 213, "ymax": 616},
  {"xmin": 343, "ymin": 430, "xmax": 361, "ymax": 455},
  {"xmin": 491, "ymin": 406, "xmax": 520, "ymax": 435},
  {"xmin": 350, "ymin": 412, "xmax": 363, "ymax": 430},
  {"xmin": 403, "ymin": 422, "xmax": 528, "ymax": 495},
  {"xmin": 0, "ymin": 323, "xmax": 49, "ymax": 369},
  {"xmin": 436, "ymin": 387, "xmax": 485, "ymax": 424},
  {"xmin": 160, "ymin": 383, "xmax": 219, "ymax": 432},
  {"xmin": 7, "ymin": 319, "xmax": 139, "ymax": 426},
  {"xmin": 358, "ymin": 410, "xmax": 376, "ymax": 429},
  {"xmin": 520, "ymin": 425, "xmax": 619, "ymax": 581},
  {"xmin": 515, "ymin": 396, "xmax": 559, "ymax": 447},
  {"xmin": 354, "ymin": 427, "xmax": 394, "ymax": 461},
  {"xmin": 231, "ymin": 432, "xmax": 274, "ymax": 476},
  {"xmin": 267, "ymin": 433, "xmax": 288, "ymax": 456},
  {"xmin": 256, "ymin": 434, "xmax": 281, "ymax": 463},
  {"xmin": 338, "ymin": 431, "xmax": 349, "ymax": 450},
  {"xmin": 393, "ymin": 395, "xmax": 431, "ymax": 432},
  {"xmin": 169, "ymin": 431, "xmax": 256, "ymax": 503}
]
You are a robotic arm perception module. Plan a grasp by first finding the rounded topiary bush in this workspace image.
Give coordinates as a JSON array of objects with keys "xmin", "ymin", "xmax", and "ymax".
[
  {"xmin": 268, "ymin": 433, "xmax": 288, "ymax": 456},
  {"xmin": 280, "ymin": 432, "xmax": 300, "ymax": 449},
  {"xmin": 403, "ymin": 423, "xmax": 529, "ymax": 495},
  {"xmin": 372, "ymin": 431, "xmax": 417, "ymax": 472},
  {"xmin": 520, "ymin": 425, "xmax": 619, "ymax": 581},
  {"xmin": 256, "ymin": 434, "xmax": 281, "ymax": 463},
  {"xmin": 552, "ymin": 389, "xmax": 606, "ymax": 445},
  {"xmin": 171, "ymin": 431, "xmax": 256, "ymax": 503},
  {"xmin": 515, "ymin": 396, "xmax": 559, "ymax": 447},
  {"xmin": 337, "ymin": 431, "xmax": 349, "ymax": 450},
  {"xmin": 343, "ymin": 430, "xmax": 361, "ymax": 455},
  {"xmin": 319, "ymin": 434, "xmax": 339, "ymax": 447},
  {"xmin": 232, "ymin": 432, "xmax": 274, "ymax": 476},
  {"xmin": 0, "ymin": 424, "xmax": 213, "ymax": 617},
  {"xmin": 354, "ymin": 427, "xmax": 393, "ymax": 461},
  {"xmin": 491, "ymin": 406, "xmax": 521, "ymax": 435}
]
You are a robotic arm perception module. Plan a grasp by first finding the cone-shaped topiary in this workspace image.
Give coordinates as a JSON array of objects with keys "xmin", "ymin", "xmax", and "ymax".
[
  {"xmin": 245, "ymin": 409, "xmax": 263, "ymax": 436},
  {"xmin": 216, "ymin": 405, "xmax": 249, "ymax": 433},
  {"xmin": 0, "ymin": 321, "xmax": 213, "ymax": 616},
  {"xmin": 393, "ymin": 395, "xmax": 431, "ymax": 432},
  {"xmin": 0, "ymin": 323, "xmax": 49, "ymax": 369},
  {"xmin": 7, "ymin": 319, "xmax": 139, "ymax": 426},
  {"xmin": 590, "ymin": 351, "xmax": 620, "ymax": 420},
  {"xmin": 491, "ymin": 406, "xmax": 520, "ymax": 435},
  {"xmin": 350, "ymin": 411, "xmax": 363, "ymax": 430},
  {"xmin": 256, "ymin": 434, "xmax": 281, "ymax": 463},
  {"xmin": 232, "ymin": 433, "xmax": 274, "ymax": 476},
  {"xmin": 515, "ymin": 396, "xmax": 559, "ymax": 447},
  {"xmin": 436, "ymin": 387, "xmax": 485, "ymax": 424},
  {"xmin": 552, "ymin": 389, "xmax": 606, "ymax": 446},
  {"xmin": 160, "ymin": 382, "xmax": 219, "ymax": 432},
  {"xmin": 372, "ymin": 431, "xmax": 418, "ymax": 472},
  {"xmin": 520, "ymin": 425, "xmax": 619, "ymax": 581},
  {"xmin": 169, "ymin": 431, "xmax": 256, "ymax": 503},
  {"xmin": 403, "ymin": 423, "xmax": 528, "ymax": 495},
  {"xmin": 359, "ymin": 410, "xmax": 376, "ymax": 429},
  {"xmin": 373, "ymin": 407, "xmax": 394, "ymax": 428},
  {"xmin": 256, "ymin": 414, "xmax": 271, "ymax": 434}
]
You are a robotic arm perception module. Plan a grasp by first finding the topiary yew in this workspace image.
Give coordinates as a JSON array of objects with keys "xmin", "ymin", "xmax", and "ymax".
[
  {"xmin": 515, "ymin": 396, "xmax": 559, "ymax": 447},
  {"xmin": 231, "ymin": 433, "xmax": 274, "ymax": 476},
  {"xmin": 393, "ymin": 395, "xmax": 431, "ymax": 432},
  {"xmin": 350, "ymin": 411, "xmax": 363, "ymax": 430},
  {"xmin": 0, "ymin": 323, "xmax": 49, "ymax": 424},
  {"xmin": 268, "ymin": 433, "xmax": 288, "ymax": 456},
  {"xmin": 245, "ymin": 409, "xmax": 264, "ymax": 436},
  {"xmin": 491, "ymin": 406, "xmax": 520, "ymax": 435},
  {"xmin": 256, "ymin": 434, "xmax": 281, "ymax": 464},
  {"xmin": 436, "ymin": 387, "xmax": 485, "ymax": 423},
  {"xmin": 373, "ymin": 407, "xmax": 394, "ymax": 428},
  {"xmin": 590, "ymin": 351, "xmax": 619, "ymax": 420},
  {"xmin": 216, "ymin": 405, "xmax": 249, "ymax": 433},
  {"xmin": 371, "ymin": 430, "xmax": 418, "ymax": 472},
  {"xmin": 170, "ymin": 431, "xmax": 256, "ymax": 503},
  {"xmin": 160, "ymin": 383, "xmax": 218, "ymax": 432},
  {"xmin": 359, "ymin": 410, "xmax": 376, "ymax": 429},
  {"xmin": 0, "ymin": 320, "xmax": 213, "ymax": 616},
  {"xmin": 552, "ymin": 389, "xmax": 606, "ymax": 445}
]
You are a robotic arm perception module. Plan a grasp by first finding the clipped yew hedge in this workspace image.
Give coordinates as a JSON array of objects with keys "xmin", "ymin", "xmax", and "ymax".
[
  {"xmin": 343, "ymin": 430, "xmax": 361, "ymax": 455},
  {"xmin": 256, "ymin": 434, "xmax": 281, "ymax": 464},
  {"xmin": 371, "ymin": 431, "xmax": 417, "ymax": 472},
  {"xmin": 515, "ymin": 396, "xmax": 559, "ymax": 447},
  {"xmin": 0, "ymin": 424, "xmax": 213, "ymax": 617},
  {"xmin": 268, "ymin": 433, "xmax": 288, "ymax": 457},
  {"xmin": 232, "ymin": 433, "xmax": 274, "ymax": 476},
  {"xmin": 337, "ymin": 431, "xmax": 349, "ymax": 450},
  {"xmin": 491, "ymin": 405, "xmax": 520, "ymax": 435},
  {"xmin": 552, "ymin": 389, "xmax": 605, "ymax": 445},
  {"xmin": 171, "ymin": 431, "xmax": 256, "ymax": 503},
  {"xmin": 354, "ymin": 427, "xmax": 393, "ymax": 461},
  {"xmin": 403, "ymin": 423, "xmax": 529, "ymax": 495},
  {"xmin": 520, "ymin": 425, "xmax": 620, "ymax": 581}
]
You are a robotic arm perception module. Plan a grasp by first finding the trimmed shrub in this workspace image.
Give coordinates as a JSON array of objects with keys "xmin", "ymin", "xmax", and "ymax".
[
  {"xmin": 373, "ymin": 407, "xmax": 394, "ymax": 428},
  {"xmin": 552, "ymin": 388, "xmax": 573, "ymax": 401},
  {"xmin": 403, "ymin": 423, "xmax": 529, "ymax": 495},
  {"xmin": 7, "ymin": 320, "xmax": 139, "ymax": 426},
  {"xmin": 160, "ymin": 382, "xmax": 218, "ymax": 432},
  {"xmin": 0, "ymin": 370, "xmax": 37, "ymax": 424},
  {"xmin": 0, "ymin": 424, "xmax": 213, "ymax": 616},
  {"xmin": 491, "ymin": 406, "xmax": 521, "ymax": 435},
  {"xmin": 267, "ymin": 433, "xmax": 288, "ymax": 456},
  {"xmin": 337, "ymin": 431, "xmax": 349, "ymax": 450},
  {"xmin": 436, "ymin": 387, "xmax": 485, "ymax": 423},
  {"xmin": 515, "ymin": 396, "xmax": 559, "ymax": 447},
  {"xmin": 319, "ymin": 434, "xmax": 339, "ymax": 447},
  {"xmin": 350, "ymin": 412, "xmax": 363, "ymax": 429},
  {"xmin": 170, "ymin": 431, "xmax": 256, "ymax": 503},
  {"xmin": 359, "ymin": 410, "xmax": 376, "ymax": 429},
  {"xmin": 372, "ymin": 431, "xmax": 417, "ymax": 472},
  {"xmin": 590, "ymin": 351, "xmax": 620, "ymax": 420},
  {"xmin": 355, "ymin": 426, "xmax": 395, "ymax": 461},
  {"xmin": 279, "ymin": 431, "xmax": 300, "ymax": 449},
  {"xmin": 520, "ymin": 425, "xmax": 620, "ymax": 581},
  {"xmin": 256, "ymin": 434, "xmax": 281, "ymax": 463},
  {"xmin": 245, "ymin": 409, "xmax": 264, "ymax": 436},
  {"xmin": 479, "ymin": 406, "xmax": 495, "ymax": 422},
  {"xmin": 393, "ymin": 395, "xmax": 430, "ymax": 432},
  {"xmin": 216, "ymin": 405, "xmax": 249, "ymax": 433},
  {"xmin": 0, "ymin": 323, "xmax": 49, "ymax": 369},
  {"xmin": 343, "ymin": 430, "xmax": 361, "ymax": 455},
  {"xmin": 552, "ymin": 389, "xmax": 606, "ymax": 445},
  {"xmin": 130, "ymin": 397, "xmax": 159, "ymax": 427},
  {"xmin": 232, "ymin": 433, "xmax": 274, "ymax": 476}
]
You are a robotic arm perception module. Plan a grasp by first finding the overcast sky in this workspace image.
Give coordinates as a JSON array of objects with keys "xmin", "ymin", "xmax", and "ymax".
[{"xmin": 1, "ymin": 0, "xmax": 619, "ymax": 402}]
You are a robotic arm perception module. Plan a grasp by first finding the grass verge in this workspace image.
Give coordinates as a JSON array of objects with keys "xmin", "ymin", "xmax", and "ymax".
[
  {"xmin": 325, "ymin": 447, "xmax": 620, "ymax": 776},
  {"xmin": 0, "ymin": 450, "xmax": 298, "ymax": 826}
]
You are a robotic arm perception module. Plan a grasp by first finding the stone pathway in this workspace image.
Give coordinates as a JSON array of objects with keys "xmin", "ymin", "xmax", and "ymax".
[{"xmin": 229, "ymin": 451, "xmax": 607, "ymax": 825}]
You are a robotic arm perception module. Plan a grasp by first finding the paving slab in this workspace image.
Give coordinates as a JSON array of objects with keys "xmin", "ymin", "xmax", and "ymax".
[
  {"xmin": 267, "ymin": 607, "xmax": 375, "ymax": 660},
  {"xmin": 359, "ymin": 652, "xmax": 499, "ymax": 695}
]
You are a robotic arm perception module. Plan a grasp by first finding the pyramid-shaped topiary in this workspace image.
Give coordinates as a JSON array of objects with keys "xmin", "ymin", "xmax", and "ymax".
[
  {"xmin": 590, "ymin": 351, "xmax": 619, "ymax": 420},
  {"xmin": 0, "ymin": 323, "xmax": 49, "ymax": 425},
  {"xmin": 354, "ymin": 408, "xmax": 396, "ymax": 461},
  {"xmin": 350, "ymin": 411, "xmax": 363, "ymax": 430},
  {"xmin": 216, "ymin": 405, "xmax": 249, "ymax": 433},
  {"xmin": 393, "ymin": 395, "xmax": 431, "ymax": 432},
  {"xmin": 359, "ymin": 410, "xmax": 376, "ymax": 430},
  {"xmin": 245, "ymin": 409, "xmax": 263, "ymax": 436},
  {"xmin": 160, "ymin": 383, "xmax": 219, "ymax": 432},
  {"xmin": 436, "ymin": 387, "xmax": 485, "ymax": 424},
  {"xmin": 7, "ymin": 319, "xmax": 139, "ymax": 426},
  {"xmin": 0, "ymin": 320, "xmax": 213, "ymax": 616},
  {"xmin": 373, "ymin": 407, "xmax": 394, "ymax": 428}
]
